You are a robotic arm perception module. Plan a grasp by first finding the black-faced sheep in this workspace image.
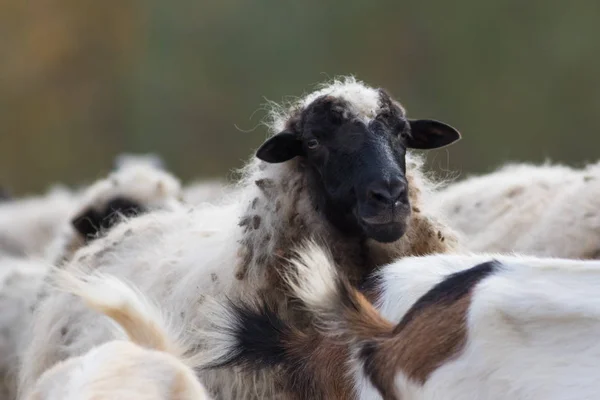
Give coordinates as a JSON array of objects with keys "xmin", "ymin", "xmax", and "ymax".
[
  {"xmin": 22, "ymin": 270, "xmax": 210, "ymax": 400},
  {"xmin": 437, "ymin": 161, "xmax": 600, "ymax": 258},
  {"xmin": 45, "ymin": 161, "xmax": 183, "ymax": 266},
  {"xmin": 20, "ymin": 77, "xmax": 462, "ymax": 399},
  {"xmin": 209, "ymin": 242, "xmax": 600, "ymax": 400}
]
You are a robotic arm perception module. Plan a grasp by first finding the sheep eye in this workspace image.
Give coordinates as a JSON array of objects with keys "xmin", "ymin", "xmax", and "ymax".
[{"xmin": 307, "ymin": 139, "xmax": 319, "ymax": 149}]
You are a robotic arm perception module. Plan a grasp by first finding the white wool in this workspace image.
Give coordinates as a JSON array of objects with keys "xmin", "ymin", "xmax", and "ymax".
[
  {"xmin": 20, "ymin": 205, "xmax": 254, "ymax": 399},
  {"xmin": 20, "ymin": 77, "xmax": 458, "ymax": 399},
  {"xmin": 23, "ymin": 341, "xmax": 211, "ymax": 400},
  {"xmin": 437, "ymin": 160, "xmax": 600, "ymax": 258},
  {"xmin": 74, "ymin": 163, "xmax": 182, "ymax": 211},
  {"xmin": 283, "ymin": 241, "xmax": 340, "ymax": 313},
  {"xmin": 21, "ymin": 270, "xmax": 210, "ymax": 400},
  {"xmin": 45, "ymin": 162, "xmax": 183, "ymax": 265},
  {"xmin": 267, "ymin": 76, "xmax": 391, "ymax": 134},
  {"xmin": 0, "ymin": 257, "xmax": 49, "ymax": 400},
  {"xmin": 0, "ymin": 186, "xmax": 76, "ymax": 259}
]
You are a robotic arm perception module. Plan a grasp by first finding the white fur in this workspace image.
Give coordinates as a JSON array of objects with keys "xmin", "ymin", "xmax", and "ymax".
[
  {"xmin": 20, "ymin": 77, "xmax": 458, "ymax": 399},
  {"xmin": 45, "ymin": 162, "xmax": 183, "ymax": 265},
  {"xmin": 22, "ymin": 271, "xmax": 210, "ymax": 400},
  {"xmin": 284, "ymin": 241, "xmax": 340, "ymax": 312},
  {"xmin": 438, "ymin": 161, "xmax": 600, "ymax": 258},
  {"xmin": 0, "ymin": 186, "xmax": 76, "ymax": 259},
  {"xmin": 412, "ymin": 255, "xmax": 600, "ymax": 400},
  {"xmin": 0, "ymin": 257, "xmax": 49, "ymax": 399}
]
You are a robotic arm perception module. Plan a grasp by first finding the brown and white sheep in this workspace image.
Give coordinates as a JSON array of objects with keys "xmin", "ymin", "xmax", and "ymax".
[
  {"xmin": 209, "ymin": 242, "xmax": 600, "ymax": 400},
  {"xmin": 19, "ymin": 76, "xmax": 462, "ymax": 399}
]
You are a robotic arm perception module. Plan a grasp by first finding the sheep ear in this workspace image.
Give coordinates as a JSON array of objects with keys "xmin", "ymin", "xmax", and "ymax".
[
  {"xmin": 406, "ymin": 119, "xmax": 461, "ymax": 150},
  {"xmin": 256, "ymin": 131, "xmax": 303, "ymax": 163},
  {"xmin": 71, "ymin": 208, "xmax": 102, "ymax": 239}
]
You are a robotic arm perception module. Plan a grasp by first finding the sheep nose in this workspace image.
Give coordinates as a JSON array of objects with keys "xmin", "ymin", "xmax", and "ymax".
[{"xmin": 366, "ymin": 177, "xmax": 407, "ymax": 206}]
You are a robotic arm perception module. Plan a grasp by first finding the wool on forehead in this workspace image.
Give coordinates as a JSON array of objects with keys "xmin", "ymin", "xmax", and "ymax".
[{"xmin": 267, "ymin": 76, "xmax": 397, "ymax": 134}]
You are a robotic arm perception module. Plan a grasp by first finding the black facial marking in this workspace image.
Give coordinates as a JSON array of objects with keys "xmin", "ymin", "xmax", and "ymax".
[
  {"xmin": 71, "ymin": 197, "xmax": 146, "ymax": 241},
  {"xmin": 254, "ymin": 87, "xmax": 460, "ymax": 243}
]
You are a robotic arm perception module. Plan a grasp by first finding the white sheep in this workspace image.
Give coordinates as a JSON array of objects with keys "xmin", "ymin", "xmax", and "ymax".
[
  {"xmin": 22, "ymin": 270, "xmax": 210, "ymax": 400},
  {"xmin": 0, "ymin": 186, "xmax": 76, "ymax": 259},
  {"xmin": 0, "ymin": 163, "xmax": 182, "ymax": 399},
  {"xmin": 437, "ymin": 161, "xmax": 600, "ymax": 258},
  {"xmin": 210, "ymin": 242, "xmax": 600, "ymax": 400},
  {"xmin": 45, "ymin": 162, "xmax": 183, "ymax": 266},
  {"xmin": 20, "ymin": 76, "xmax": 462, "ymax": 399}
]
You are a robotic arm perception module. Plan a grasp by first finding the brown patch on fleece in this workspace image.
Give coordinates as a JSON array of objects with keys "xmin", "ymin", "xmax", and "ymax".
[
  {"xmin": 229, "ymin": 156, "xmax": 458, "ymax": 398},
  {"xmin": 357, "ymin": 261, "xmax": 499, "ymax": 400}
]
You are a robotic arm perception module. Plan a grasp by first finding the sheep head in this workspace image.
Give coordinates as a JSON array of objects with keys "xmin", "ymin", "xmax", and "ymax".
[{"xmin": 257, "ymin": 79, "xmax": 460, "ymax": 243}]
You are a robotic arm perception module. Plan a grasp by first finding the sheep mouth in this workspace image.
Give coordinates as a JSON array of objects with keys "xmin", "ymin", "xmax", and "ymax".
[
  {"xmin": 361, "ymin": 220, "xmax": 407, "ymax": 243},
  {"xmin": 358, "ymin": 204, "xmax": 410, "ymax": 243}
]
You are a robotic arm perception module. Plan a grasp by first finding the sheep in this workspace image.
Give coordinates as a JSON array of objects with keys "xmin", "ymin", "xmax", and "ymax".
[
  {"xmin": 0, "ymin": 163, "xmax": 181, "ymax": 399},
  {"xmin": 44, "ymin": 161, "xmax": 183, "ymax": 266},
  {"xmin": 19, "ymin": 76, "xmax": 462, "ymax": 399},
  {"xmin": 209, "ymin": 242, "xmax": 600, "ymax": 400},
  {"xmin": 0, "ymin": 186, "xmax": 76, "ymax": 259},
  {"xmin": 436, "ymin": 161, "xmax": 600, "ymax": 258},
  {"xmin": 0, "ymin": 257, "xmax": 49, "ymax": 399},
  {"xmin": 182, "ymin": 179, "xmax": 234, "ymax": 206},
  {"xmin": 22, "ymin": 270, "xmax": 210, "ymax": 400}
]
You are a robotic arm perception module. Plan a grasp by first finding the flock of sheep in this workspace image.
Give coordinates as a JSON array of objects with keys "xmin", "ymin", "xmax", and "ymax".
[{"xmin": 2, "ymin": 77, "xmax": 600, "ymax": 400}]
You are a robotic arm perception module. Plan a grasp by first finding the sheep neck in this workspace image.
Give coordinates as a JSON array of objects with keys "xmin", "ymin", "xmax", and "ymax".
[{"xmin": 236, "ymin": 156, "xmax": 455, "ymax": 309}]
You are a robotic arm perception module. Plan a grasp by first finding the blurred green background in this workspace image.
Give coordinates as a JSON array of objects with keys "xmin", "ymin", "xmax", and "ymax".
[{"xmin": 2, "ymin": 0, "xmax": 600, "ymax": 194}]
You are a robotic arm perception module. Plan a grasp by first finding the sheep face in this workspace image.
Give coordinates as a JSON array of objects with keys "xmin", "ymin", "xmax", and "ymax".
[{"xmin": 257, "ymin": 90, "xmax": 460, "ymax": 243}]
